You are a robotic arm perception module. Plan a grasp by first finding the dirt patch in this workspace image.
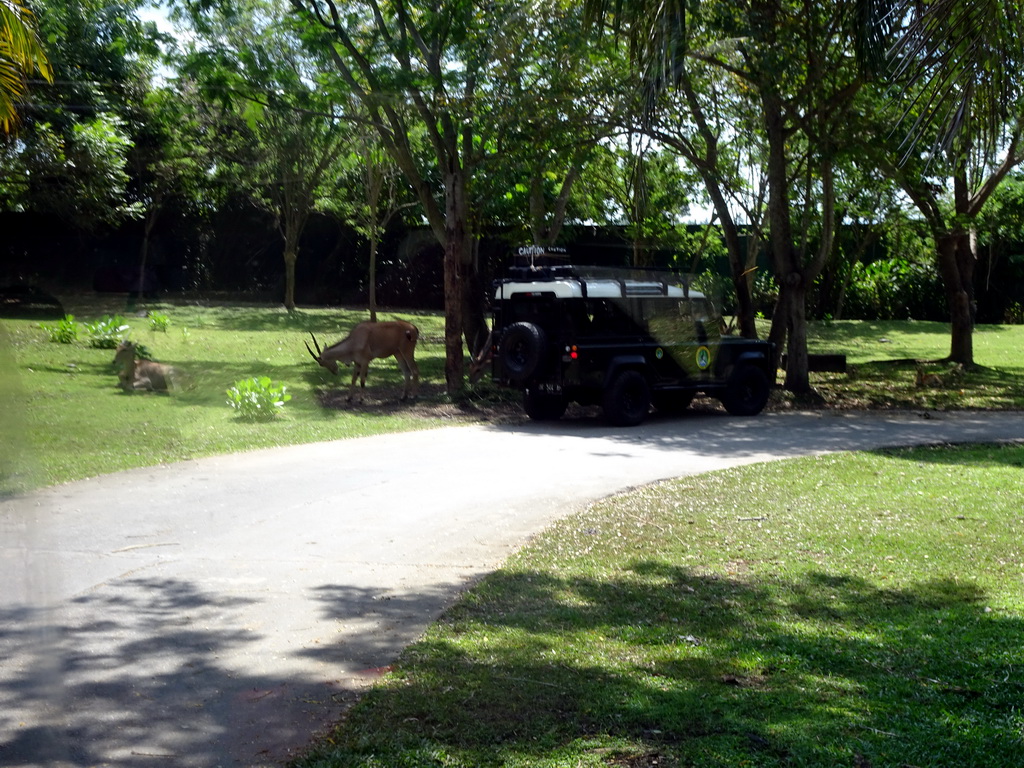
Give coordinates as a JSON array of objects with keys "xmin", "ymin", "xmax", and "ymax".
[{"xmin": 314, "ymin": 382, "xmax": 531, "ymax": 425}]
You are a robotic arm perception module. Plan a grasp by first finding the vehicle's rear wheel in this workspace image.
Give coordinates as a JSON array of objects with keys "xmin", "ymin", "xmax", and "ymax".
[
  {"xmin": 498, "ymin": 322, "xmax": 547, "ymax": 385},
  {"xmin": 524, "ymin": 389, "xmax": 567, "ymax": 421},
  {"xmin": 652, "ymin": 390, "xmax": 695, "ymax": 415},
  {"xmin": 603, "ymin": 370, "xmax": 651, "ymax": 426},
  {"xmin": 721, "ymin": 364, "xmax": 771, "ymax": 416}
]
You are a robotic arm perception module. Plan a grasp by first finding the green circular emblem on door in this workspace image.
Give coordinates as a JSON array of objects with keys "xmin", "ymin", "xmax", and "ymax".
[
  {"xmin": 696, "ymin": 345, "xmax": 711, "ymax": 370},
  {"xmin": 655, "ymin": 347, "xmax": 664, "ymax": 360}
]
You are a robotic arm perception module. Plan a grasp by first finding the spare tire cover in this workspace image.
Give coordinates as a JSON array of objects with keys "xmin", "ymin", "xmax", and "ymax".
[{"xmin": 498, "ymin": 322, "xmax": 547, "ymax": 384}]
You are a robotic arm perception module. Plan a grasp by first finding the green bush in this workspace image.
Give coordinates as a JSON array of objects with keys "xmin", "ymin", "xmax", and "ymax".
[
  {"xmin": 148, "ymin": 311, "xmax": 171, "ymax": 332},
  {"xmin": 132, "ymin": 342, "xmax": 155, "ymax": 360},
  {"xmin": 226, "ymin": 376, "xmax": 291, "ymax": 421},
  {"xmin": 1005, "ymin": 301, "xmax": 1024, "ymax": 324},
  {"xmin": 843, "ymin": 258, "xmax": 947, "ymax": 321},
  {"xmin": 84, "ymin": 315, "xmax": 130, "ymax": 349},
  {"xmin": 40, "ymin": 314, "xmax": 79, "ymax": 343}
]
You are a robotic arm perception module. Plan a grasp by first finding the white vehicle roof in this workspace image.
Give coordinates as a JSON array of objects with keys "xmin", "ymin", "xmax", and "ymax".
[{"xmin": 495, "ymin": 278, "xmax": 703, "ymax": 300}]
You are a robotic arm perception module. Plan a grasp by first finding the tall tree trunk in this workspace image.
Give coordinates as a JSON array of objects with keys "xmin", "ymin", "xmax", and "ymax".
[
  {"xmin": 704, "ymin": 182, "xmax": 758, "ymax": 338},
  {"xmin": 283, "ymin": 245, "xmax": 298, "ymax": 312},
  {"xmin": 461, "ymin": 242, "xmax": 489, "ymax": 358},
  {"xmin": 368, "ymin": 225, "xmax": 379, "ymax": 322},
  {"xmin": 443, "ymin": 169, "xmax": 468, "ymax": 394},
  {"xmin": 936, "ymin": 231, "xmax": 975, "ymax": 365},
  {"xmin": 782, "ymin": 277, "xmax": 809, "ymax": 391},
  {"xmin": 763, "ymin": 94, "xmax": 810, "ymax": 390}
]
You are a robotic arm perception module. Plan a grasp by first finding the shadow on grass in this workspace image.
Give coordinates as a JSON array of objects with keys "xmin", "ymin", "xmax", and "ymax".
[
  {"xmin": 298, "ymin": 564, "xmax": 1024, "ymax": 768},
  {"xmin": 203, "ymin": 306, "xmax": 440, "ymax": 334},
  {"xmin": 873, "ymin": 442, "xmax": 1024, "ymax": 470}
]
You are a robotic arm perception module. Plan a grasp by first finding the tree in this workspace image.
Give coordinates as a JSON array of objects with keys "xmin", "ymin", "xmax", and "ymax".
[
  {"xmin": 869, "ymin": 121, "xmax": 1024, "ymax": 363},
  {"xmin": 0, "ymin": 0, "xmax": 52, "ymax": 132},
  {"xmin": 176, "ymin": 0, "xmax": 351, "ymax": 311},
  {"xmin": 645, "ymin": 49, "xmax": 768, "ymax": 338},
  {"xmin": 585, "ymin": 135, "xmax": 693, "ymax": 266},
  {"xmin": 292, "ymin": 0, "xmax": 542, "ymax": 392},
  {"xmin": 857, "ymin": 0, "xmax": 1024, "ymax": 165},
  {"xmin": 587, "ymin": 0, "xmax": 866, "ymax": 393},
  {"xmin": 126, "ymin": 85, "xmax": 212, "ymax": 301},
  {"xmin": 1, "ymin": 0, "xmax": 161, "ymax": 254},
  {"xmin": 860, "ymin": 1, "xmax": 1024, "ymax": 365},
  {"xmin": 344, "ymin": 135, "xmax": 418, "ymax": 321},
  {"xmin": 473, "ymin": 0, "xmax": 627, "ymax": 249}
]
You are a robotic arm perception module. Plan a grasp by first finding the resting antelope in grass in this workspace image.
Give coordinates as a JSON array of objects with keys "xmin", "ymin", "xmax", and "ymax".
[
  {"xmin": 306, "ymin": 320, "xmax": 420, "ymax": 401},
  {"xmin": 113, "ymin": 340, "xmax": 175, "ymax": 392},
  {"xmin": 915, "ymin": 365, "xmax": 943, "ymax": 388}
]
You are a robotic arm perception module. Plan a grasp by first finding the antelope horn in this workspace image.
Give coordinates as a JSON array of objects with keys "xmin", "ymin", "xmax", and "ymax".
[{"xmin": 305, "ymin": 332, "xmax": 322, "ymax": 361}]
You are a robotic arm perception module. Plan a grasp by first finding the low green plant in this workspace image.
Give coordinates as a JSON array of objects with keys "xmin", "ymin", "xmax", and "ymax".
[
  {"xmin": 39, "ymin": 314, "xmax": 78, "ymax": 343},
  {"xmin": 83, "ymin": 315, "xmax": 130, "ymax": 349},
  {"xmin": 226, "ymin": 376, "xmax": 292, "ymax": 421},
  {"xmin": 1004, "ymin": 301, "xmax": 1023, "ymax": 324},
  {"xmin": 148, "ymin": 311, "xmax": 171, "ymax": 332},
  {"xmin": 131, "ymin": 341, "xmax": 154, "ymax": 360}
]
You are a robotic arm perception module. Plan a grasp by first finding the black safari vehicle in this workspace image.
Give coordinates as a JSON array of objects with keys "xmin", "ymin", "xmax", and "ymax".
[{"xmin": 487, "ymin": 251, "xmax": 775, "ymax": 426}]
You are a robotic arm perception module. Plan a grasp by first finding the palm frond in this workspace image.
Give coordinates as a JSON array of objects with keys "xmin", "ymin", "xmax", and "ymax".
[
  {"xmin": 886, "ymin": 0, "xmax": 1024, "ymax": 160},
  {"xmin": 0, "ymin": 0, "xmax": 53, "ymax": 133}
]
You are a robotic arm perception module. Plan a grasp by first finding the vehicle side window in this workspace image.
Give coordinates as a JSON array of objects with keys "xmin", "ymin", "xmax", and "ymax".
[{"xmin": 646, "ymin": 299, "xmax": 692, "ymax": 343}]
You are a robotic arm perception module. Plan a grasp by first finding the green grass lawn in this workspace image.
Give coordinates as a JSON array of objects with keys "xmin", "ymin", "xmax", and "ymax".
[
  {"xmin": 793, "ymin": 319, "xmax": 1024, "ymax": 411},
  {"xmin": 295, "ymin": 443, "xmax": 1024, "ymax": 768},
  {"xmin": 2, "ymin": 302, "xmax": 1023, "ymax": 495},
  {"xmin": 0, "ymin": 300, "xmax": 454, "ymax": 494},
  {"xmin": 3, "ymin": 299, "xmax": 1023, "ymax": 766}
]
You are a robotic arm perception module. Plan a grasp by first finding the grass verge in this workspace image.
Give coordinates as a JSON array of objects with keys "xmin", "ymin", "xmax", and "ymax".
[
  {"xmin": 295, "ymin": 443, "xmax": 1024, "ymax": 768},
  {"xmin": 2, "ymin": 304, "xmax": 1023, "ymax": 494},
  {"xmin": 788, "ymin": 319, "xmax": 1024, "ymax": 411},
  {"xmin": 0, "ymin": 300, "xmax": 465, "ymax": 494}
]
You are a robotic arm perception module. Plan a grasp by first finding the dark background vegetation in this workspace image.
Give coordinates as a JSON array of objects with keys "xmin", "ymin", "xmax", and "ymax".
[{"xmin": 4, "ymin": 206, "xmax": 1023, "ymax": 323}]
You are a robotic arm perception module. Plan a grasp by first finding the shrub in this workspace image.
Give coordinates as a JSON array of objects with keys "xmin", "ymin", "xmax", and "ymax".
[
  {"xmin": 148, "ymin": 311, "xmax": 171, "ymax": 332},
  {"xmin": 1005, "ymin": 302, "xmax": 1024, "ymax": 324},
  {"xmin": 84, "ymin": 315, "xmax": 130, "ymax": 349},
  {"xmin": 843, "ymin": 258, "xmax": 947, "ymax": 321},
  {"xmin": 226, "ymin": 376, "xmax": 291, "ymax": 421},
  {"xmin": 132, "ymin": 342, "xmax": 155, "ymax": 360},
  {"xmin": 40, "ymin": 314, "xmax": 78, "ymax": 344}
]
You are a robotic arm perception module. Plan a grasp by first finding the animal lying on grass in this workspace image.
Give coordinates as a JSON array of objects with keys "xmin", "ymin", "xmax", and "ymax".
[
  {"xmin": 915, "ymin": 362, "xmax": 965, "ymax": 389},
  {"xmin": 305, "ymin": 320, "xmax": 420, "ymax": 401},
  {"xmin": 113, "ymin": 340, "xmax": 175, "ymax": 392}
]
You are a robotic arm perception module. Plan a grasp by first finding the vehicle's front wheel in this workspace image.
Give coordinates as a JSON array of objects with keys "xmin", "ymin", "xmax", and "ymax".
[
  {"xmin": 603, "ymin": 370, "xmax": 651, "ymax": 427},
  {"xmin": 524, "ymin": 389, "xmax": 568, "ymax": 421},
  {"xmin": 721, "ymin": 364, "xmax": 771, "ymax": 416}
]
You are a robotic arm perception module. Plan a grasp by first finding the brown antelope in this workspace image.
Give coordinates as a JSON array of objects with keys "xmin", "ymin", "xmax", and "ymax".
[
  {"xmin": 915, "ymin": 365, "xmax": 943, "ymax": 388},
  {"xmin": 113, "ymin": 340, "xmax": 174, "ymax": 392},
  {"xmin": 306, "ymin": 320, "xmax": 420, "ymax": 401}
]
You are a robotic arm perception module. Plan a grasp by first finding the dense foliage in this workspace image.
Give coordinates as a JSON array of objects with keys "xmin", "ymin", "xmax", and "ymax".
[{"xmin": 3, "ymin": 0, "xmax": 1024, "ymax": 387}]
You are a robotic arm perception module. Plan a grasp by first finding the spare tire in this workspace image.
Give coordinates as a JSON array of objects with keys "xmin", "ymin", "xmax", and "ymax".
[{"xmin": 498, "ymin": 322, "xmax": 547, "ymax": 384}]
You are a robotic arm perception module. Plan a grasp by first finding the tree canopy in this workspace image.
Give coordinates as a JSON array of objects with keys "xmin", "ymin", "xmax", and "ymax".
[{"xmin": 4, "ymin": 0, "xmax": 1024, "ymax": 390}]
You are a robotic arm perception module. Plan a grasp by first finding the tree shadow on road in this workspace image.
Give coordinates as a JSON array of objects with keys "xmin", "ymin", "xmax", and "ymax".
[{"xmin": 0, "ymin": 576, "xmax": 406, "ymax": 767}]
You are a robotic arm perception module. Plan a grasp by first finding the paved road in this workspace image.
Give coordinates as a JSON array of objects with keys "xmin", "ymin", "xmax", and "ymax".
[{"xmin": 2, "ymin": 409, "xmax": 1023, "ymax": 767}]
